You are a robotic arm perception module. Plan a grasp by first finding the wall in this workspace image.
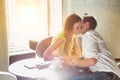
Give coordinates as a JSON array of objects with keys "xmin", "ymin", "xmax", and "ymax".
[
  {"xmin": 0, "ymin": 0, "xmax": 8, "ymax": 71},
  {"xmin": 63, "ymin": 0, "xmax": 120, "ymax": 58}
]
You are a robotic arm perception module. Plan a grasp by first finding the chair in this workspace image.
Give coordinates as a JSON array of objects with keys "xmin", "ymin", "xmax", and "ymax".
[
  {"xmin": 35, "ymin": 36, "xmax": 53, "ymax": 57},
  {"xmin": 117, "ymin": 62, "xmax": 120, "ymax": 69},
  {"xmin": 29, "ymin": 40, "xmax": 38, "ymax": 51},
  {"xmin": 0, "ymin": 71, "xmax": 17, "ymax": 80}
]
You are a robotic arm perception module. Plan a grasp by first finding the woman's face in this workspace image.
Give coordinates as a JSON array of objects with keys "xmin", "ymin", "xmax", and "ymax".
[{"xmin": 72, "ymin": 21, "xmax": 82, "ymax": 35}]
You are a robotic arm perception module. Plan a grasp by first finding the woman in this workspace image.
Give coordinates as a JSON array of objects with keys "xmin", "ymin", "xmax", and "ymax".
[{"xmin": 43, "ymin": 13, "xmax": 82, "ymax": 61}]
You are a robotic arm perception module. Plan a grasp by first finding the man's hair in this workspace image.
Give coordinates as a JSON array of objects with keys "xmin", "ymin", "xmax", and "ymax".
[{"xmin": 83, "ymin": 16, "xmax": 97, "ymax": 30}]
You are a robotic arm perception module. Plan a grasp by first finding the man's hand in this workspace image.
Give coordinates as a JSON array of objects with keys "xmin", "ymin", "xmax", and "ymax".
[{"xmin": 63, "ymin": 56, "xmax": 80, "ymax": 66}]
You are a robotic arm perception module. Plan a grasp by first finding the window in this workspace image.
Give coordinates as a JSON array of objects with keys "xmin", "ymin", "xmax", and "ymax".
[{"xmin": 6, "ymin": 0, "xmax": 62, "ymax": 55}]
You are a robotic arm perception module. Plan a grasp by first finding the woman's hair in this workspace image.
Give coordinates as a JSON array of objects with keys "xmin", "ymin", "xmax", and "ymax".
[{"xmin": 63, "ymin": 13, "xmax": 81, "ymax": 54}]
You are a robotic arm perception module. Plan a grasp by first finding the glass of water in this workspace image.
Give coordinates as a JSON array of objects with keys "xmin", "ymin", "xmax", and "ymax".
[{"xmin": 49, "ymin": 56, "xmax": 63, "ymax": 70}]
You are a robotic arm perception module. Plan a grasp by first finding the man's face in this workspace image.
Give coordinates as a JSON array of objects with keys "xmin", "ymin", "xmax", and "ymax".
[{"xmin": 81, "ymin": 22, "xmax": 89, "ymax": 34}]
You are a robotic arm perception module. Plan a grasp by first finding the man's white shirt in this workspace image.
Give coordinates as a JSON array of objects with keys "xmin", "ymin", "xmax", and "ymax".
[{"xmin": 80, "ymin": 30, "xmax": 120, "ymax": 78}]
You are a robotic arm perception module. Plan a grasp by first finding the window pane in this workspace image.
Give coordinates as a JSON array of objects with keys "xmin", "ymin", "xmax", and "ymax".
[
  {"xmin": 6, "ymin": 0, "xmax": 62, "ymax": 55},
  {"xmin": 7, "ymin": 0, "xmax": 48, "ymax": 55},
  {"xmin": 49, "ymin": 0, "xmax": 62, "ymax": 36}
]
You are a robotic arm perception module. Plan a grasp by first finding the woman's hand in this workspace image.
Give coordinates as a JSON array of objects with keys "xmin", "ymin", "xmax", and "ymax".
[{"xmin": 43, "ymin": 54, "xmax": 54, "ymax": 61}]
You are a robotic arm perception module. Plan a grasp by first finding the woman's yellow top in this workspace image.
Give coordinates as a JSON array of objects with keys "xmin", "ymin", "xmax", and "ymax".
[{"xmin": 51, "ymin": 32, "xmax": 80, "ymax": 57}]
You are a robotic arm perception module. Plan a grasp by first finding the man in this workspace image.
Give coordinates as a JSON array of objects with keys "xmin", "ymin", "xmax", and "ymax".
[{"xmin": 67, "ymin": 16, "xmax": 120, "ymax": 80}]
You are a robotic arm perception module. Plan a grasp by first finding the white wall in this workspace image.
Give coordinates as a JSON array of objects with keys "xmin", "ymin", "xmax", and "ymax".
[
  {"xmin": 63, "ymin": 0, "xmax": 120, "ymax": 58},
  {"xmin": 0, "ymin": 0, "xmax": 9, "ymax": 71}
]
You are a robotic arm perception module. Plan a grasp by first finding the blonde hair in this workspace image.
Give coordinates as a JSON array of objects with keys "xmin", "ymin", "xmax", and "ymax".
[{"xmin": 63, "ymin": 14, "xmax": 81, "ymax": 55}]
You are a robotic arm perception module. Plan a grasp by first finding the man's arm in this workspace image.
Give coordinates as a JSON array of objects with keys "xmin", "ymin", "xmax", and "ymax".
[
  {"xmin": 63, "ymin": 56, "xmax": 97, "ymax": 67},
  {"xmin": 71, "ymin": 32, "xmax": 99, "ymax": 67},
  {"xmin": 70, "ymin": 57, "xmax": 97, "ymax": 67}
]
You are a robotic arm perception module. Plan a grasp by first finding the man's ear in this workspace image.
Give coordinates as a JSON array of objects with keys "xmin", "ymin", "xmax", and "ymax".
[{"xmin": 86, "ymin": 22, "xmax": 89, "ymax": 29}]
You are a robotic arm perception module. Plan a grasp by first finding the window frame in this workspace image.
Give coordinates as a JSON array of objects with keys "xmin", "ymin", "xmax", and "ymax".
[{"xmin": 6, "ymin": 0, "xmax": 62, "ymax": 56}]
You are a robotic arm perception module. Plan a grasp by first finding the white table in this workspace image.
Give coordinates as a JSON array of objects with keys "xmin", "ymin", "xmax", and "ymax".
[
  {"xmin": 9, "ymin": 58, "xmax": 67, "ymax": 80},
  {"xmin": 9, "ymin": 58, "xmax": 91, "ymax": 80}
]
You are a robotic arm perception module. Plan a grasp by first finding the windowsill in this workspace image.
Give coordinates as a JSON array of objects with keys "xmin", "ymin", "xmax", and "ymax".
[
  {"xmin": 9, "ymin": 49, "xmax": 36, "ymax": 65},
  {"xmin": 9, "ymin": 49, "xmax": 35, "ymax": 56}
]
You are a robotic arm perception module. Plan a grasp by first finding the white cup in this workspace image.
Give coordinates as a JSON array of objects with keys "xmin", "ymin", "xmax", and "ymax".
[{"xmin": 50, "ymin": 56, "xmax": 63, "ymax": 70}]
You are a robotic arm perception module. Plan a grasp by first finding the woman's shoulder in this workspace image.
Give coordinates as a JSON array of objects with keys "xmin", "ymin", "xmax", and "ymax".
[
  {"xmin": 55, "ymin": 32, "xmax": 65, "ymax": 39},
  {"xmin": 51, "ymin": 32, "xmax": 65, "ymax": 42}
]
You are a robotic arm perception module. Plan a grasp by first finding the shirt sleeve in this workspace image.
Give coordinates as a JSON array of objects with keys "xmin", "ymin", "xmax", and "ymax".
[{"xmin": 82, "ymin": 33, "xmax": 100, "ymax": 60}]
